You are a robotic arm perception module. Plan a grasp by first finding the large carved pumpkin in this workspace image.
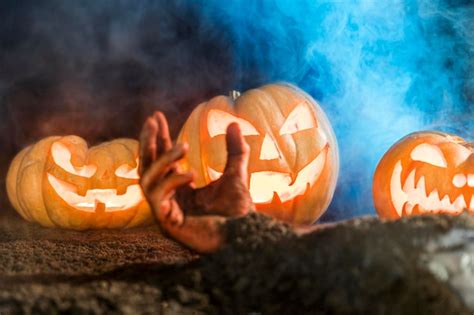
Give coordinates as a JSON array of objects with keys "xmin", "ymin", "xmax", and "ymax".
[
  {"xmin": 177, "ymin": 83, "xmax": 339, "ymax": 224},
  {"xmin": 6, "ymin": 136, "xmax": 152, "ymax": 230},
  {"xmin": 373, "ymin": 131, "xmax": 473, "ymax": 219}
]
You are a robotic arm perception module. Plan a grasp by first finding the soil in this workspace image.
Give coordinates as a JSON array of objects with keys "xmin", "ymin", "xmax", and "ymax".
[{"xmin": 1, "ymin": 208, "xmax": 473, "ymax": 315}]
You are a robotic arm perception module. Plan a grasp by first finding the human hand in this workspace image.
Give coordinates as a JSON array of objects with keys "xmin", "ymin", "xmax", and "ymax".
[{"xmin": 139, "ymin": 112, "xmax": 255, "ymax": 253}]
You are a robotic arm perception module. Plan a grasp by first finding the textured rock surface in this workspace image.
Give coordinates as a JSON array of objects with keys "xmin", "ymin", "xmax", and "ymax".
[{"xmin": 1, "ymin": 209, "xmax": 473, "ymax": 314}]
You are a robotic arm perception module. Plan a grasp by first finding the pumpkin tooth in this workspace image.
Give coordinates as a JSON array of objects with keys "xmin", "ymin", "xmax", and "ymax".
[
  {"xmin": 271, "ymin": 191, "xmax": 283, "ymax": 206},
  {"xmin": 207, "ymin": 166, "xmax": 223, "ymax": 182},
  {"xmin": 289, "ymin": 172, "xmax": 298, "ymax": 185},
  {"xmin": 416, "ymin": 176, "xmax": 426, "ymax": 197},
  {"xmin": 466, "ymin": 193, "xmax": 473, "ymax": 210},
  {"xmin": 411, "ymin": 204, "xmax": 421, "ymax": 215},
  {"xmin": 95, "ymin": 201, "xmax": 106, "ymax": 214},
  {"xmin": 452, "ymin": 195, "xmax": 466, "ymax": 213},
  {"xmin": 303, "ymin": 182, "xmax": 311, "ymax": 196},
  {"xmin": 414, "ymin": 170, "xmax": 425, "ymax": 190},
  {"xmin": 403, "ymin": 202, "xmax": 414, "ymax": 216},
  {"xmin": 389, "ymin": 161, "xmax": 407, "ymax": 216},
  {"xmin": 76, "ymin": 187, "xmax": 87, "ymax": 197},
  {"xmin": 469, "ymin": 194, "xmax": 474, "ymax": 211},
  {"xmin": 399, "ymin": 163, "xmax": 412, "ymax": 187},
  {"xmin": 426, "ymin": 189, "xmax": 440, "ymax": 211},
  {"xmin": 116, "ymin": 186, "xmax": 127, "ymax": 195},
  {"xmin": 402, "ymin": 169, "xmax": 416, "ymax": 193},
  {"xmin": 440, "ymin": 195, "xmax": 452, "ymax": 210},
  {"xmin": 424, "ymin": 175, "xmax": 438, "ymax": 199}
]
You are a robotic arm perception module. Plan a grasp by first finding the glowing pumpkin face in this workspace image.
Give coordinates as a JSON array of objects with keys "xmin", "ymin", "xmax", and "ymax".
[
  {"xmin": 178, "ymin": 84, "xmax": 339, "ymax": 224},
  {"xmin": 373, "ymin": 131, "xmax": 474, "ymax": 219},
  {"xmin": 6, "ymin": 136, "xmax": 152, "ymax": 230}
]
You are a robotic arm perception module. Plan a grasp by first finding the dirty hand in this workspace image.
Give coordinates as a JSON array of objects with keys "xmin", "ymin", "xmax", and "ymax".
[{"xmin": 139, "ymin": 112, "xmax": 255, "ymax": 253}]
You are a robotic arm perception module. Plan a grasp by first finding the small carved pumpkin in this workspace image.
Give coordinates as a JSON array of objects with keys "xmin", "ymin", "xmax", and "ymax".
[
  {"xmin": 177, "ymin": 83, "xmax": 339, "ymax": 224},
  {"xmin": 373, "ymin": 131, "xmax": 474, "ymax": 219},
  {"xmin": 6, "ymin": 136, "xmax": 152, "ymax": 230}
]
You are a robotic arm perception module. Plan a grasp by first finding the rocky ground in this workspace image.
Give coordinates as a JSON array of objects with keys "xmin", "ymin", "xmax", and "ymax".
[{"xmin": 0, "ymin": 207, "xmax": 473, "ymax": 314}]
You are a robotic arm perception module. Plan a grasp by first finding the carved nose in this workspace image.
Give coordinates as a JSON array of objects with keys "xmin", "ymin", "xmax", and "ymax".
[{"xmin": 259, "ymin": 133, "xmax": 280, "ymax": 160}]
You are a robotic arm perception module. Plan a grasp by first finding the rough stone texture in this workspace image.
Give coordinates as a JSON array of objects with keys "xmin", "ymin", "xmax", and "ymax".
[
  {"xmin": 205, "ymin": 212, "xmax": 474, "ymax": 314},
  {"xmin": 1, "ymin": 209, "xmax": 474, "ymax": 314}
]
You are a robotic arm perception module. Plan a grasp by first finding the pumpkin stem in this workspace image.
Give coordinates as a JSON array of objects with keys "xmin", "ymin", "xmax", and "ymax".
[{"xmin": 229, "ymin": 90, "xmax": 241, "ymax": 101}]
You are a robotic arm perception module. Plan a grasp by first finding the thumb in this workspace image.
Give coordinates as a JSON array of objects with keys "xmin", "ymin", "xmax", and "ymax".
[{"xmin": 223, "ymin": 123, "xmax": 250, "ymax": 184}]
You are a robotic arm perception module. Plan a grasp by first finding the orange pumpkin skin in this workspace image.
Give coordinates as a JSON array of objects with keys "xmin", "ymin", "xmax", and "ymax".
[
  {"xmin": 177, "ymin": 83, "xmax": 339, "ymax": 225},
  {"xmin": 6, "ymin": 136, "xmax": 152, "ymax": 230},
  {"xmin": 373, "ymin": 131, "xmax": 474, "ymax": 219}
]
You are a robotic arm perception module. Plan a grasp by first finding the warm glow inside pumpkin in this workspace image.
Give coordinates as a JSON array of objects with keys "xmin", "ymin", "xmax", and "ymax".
[
  {"xmin": 47, "ymin": 142, "xmax": 142, "ymax": 212},
  {"xmin": 373, "ymin": 131, "xmax": 474, "ymax": 219},
  {"xmin": 6, "ymin": 136, "xmax": 152, "ymax": 230},
  {"xmin": 178, "ymin": 83, "xmax": 339, "ymax": 224}
]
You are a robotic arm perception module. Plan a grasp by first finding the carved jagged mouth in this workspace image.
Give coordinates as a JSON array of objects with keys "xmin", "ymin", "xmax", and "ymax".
[
  {"xmin": 390, "ymin": 161, "xmax": 474, "ymax": 216},
  {"xmin": 47, "ymin": 173, "xmax": 143, "ymax": 213},
  {"xmin": 208, "ymin": 146, "xmax": 328, "ymax": 204}
]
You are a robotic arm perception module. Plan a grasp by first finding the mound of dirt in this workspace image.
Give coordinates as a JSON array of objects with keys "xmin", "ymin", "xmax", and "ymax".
[{"xmin": 1, "ymin": 210, "xmax": 473, "ymax": 314}]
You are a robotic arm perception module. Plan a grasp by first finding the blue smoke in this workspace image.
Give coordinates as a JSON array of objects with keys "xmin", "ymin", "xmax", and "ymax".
[{"xmin": 198, "ymin": 0, "xmax": 473, "ymax": 220}]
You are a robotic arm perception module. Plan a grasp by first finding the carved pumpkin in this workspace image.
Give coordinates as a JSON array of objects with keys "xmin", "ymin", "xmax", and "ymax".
[
  {"xmin": 6, "ymin": 136, "xmax": 152, "ymax": 230},
  {"xmin": 177, "ymin": 83, "xmax": 339, "ymax": 224},
  {"xmin": 373, "ymin": 131, "xmax": 474, "ymax": 219}
]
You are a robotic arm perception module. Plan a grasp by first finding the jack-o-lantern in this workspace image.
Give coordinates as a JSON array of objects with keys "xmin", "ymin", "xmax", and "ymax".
[
  {"xmin": 373, "ymin": 131, "xmax": 474, "ymax": 219},
  {"xmin": 6, "ymin": 136, "xmax": 152, "ymax": 230},
  {"xmin": 177, "ymin": 83, "xmax": 339, "ymax": 224}
]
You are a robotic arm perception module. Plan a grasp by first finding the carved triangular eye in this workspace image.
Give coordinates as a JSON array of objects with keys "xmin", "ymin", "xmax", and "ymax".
[
  {"xmin": 410, "ymin": 143, "xmax": 447, "ymax": 168},
  {"xmin": 207, "ymin": 110, "xmax": 259, "ymax": 138},
  {"xmin": 279, "ymin": 104, "xmax": 316, "ymax": 135},
  {"xmin": 449, "ymin": 144, "xmax": 472, "ymax": 167},
  {"xmin": 51, "ymin": 142, "xmax": 97, "ymax": 177}
]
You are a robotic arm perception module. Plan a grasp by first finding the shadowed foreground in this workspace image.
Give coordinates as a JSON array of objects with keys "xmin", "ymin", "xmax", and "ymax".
[{"xmin": 0, "ymin": 209, "xmax": 473, "ymax": 314}]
